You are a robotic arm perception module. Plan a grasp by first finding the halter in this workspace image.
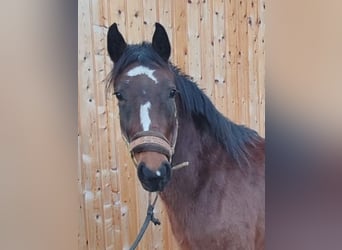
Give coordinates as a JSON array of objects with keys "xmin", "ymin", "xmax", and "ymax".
[{"xmin": 123, "ymin": 105, "xmax": 189, "ymax": 170}]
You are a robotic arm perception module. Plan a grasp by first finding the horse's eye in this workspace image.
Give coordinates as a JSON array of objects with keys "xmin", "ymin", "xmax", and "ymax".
[
  {"xmin": 169, "ymin": 89, "xmax": 177, "ymax": 98},
  {"xmin": 114, "ymin": 91, "xmax": 124, "ymax": 101}
]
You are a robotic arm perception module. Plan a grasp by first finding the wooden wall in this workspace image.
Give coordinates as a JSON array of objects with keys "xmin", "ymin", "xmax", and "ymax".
[{"xmin": 78, "ymin": 0, "xmax": 265, "ymax": 249}]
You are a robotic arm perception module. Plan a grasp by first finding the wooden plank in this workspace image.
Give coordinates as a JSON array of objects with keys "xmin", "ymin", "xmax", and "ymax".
[
  {"xmin": 199, "ymin": 0, "xmax": 214, "ymax": 97},
  {"xmin": 126, "ymin": 0, "xmax": 144, "ymax": 43},
  {"xmin": 173, "ymin": 0, "xmax": 188, "ymax": 72},
  {"xmin": 226, "ymin": 0, "xmax": 239, "ymax": 122},
  {"xmin": 247, "ymin": 0, "xmax": 259, "ymax": 132},
  {"xmin": 236, "ymin": 0, "xmax": 250, "ymax": 126},
  {"xmin": 187, "ymin": 0, "xmax": 201, "ymax": 83},
  {"xmin": 213, "ymin": 0, "xmax": 227, "ymax": 115},
  {"xmin": 78, "ymin": 139, "xmax": 87, "ymax": 250},
  {"xmin": 78, "ymin": 0, "xmax": 100, "ymax": 249},
  {"xmin": 91, "ymin": 0, "xmax": 117, "ymax": 247},
  {"xmin": 257, "ymin": 0, "xmax": 266, "ymax": 136},
  {"xmin": 109, "ymin": 0, "xmax": 126, "ymax": 30},
  {"xmin": 142, "ymin": 0, "xmax": 158, "ymax": 40}
]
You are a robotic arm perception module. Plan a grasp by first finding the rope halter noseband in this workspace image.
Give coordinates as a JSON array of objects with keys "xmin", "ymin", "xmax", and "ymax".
[
  {"xmin": 128, "ymin": 131, "xmax": 174, "ymax": 163},
  {"xmin": 124, "ymin": 116, "xmax": 189, "ymax": 170}
]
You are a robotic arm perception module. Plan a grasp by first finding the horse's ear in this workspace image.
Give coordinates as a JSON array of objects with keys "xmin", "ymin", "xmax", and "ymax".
[
  {"xmin": 152, "ymin": 23, "xmax": 171, "ymax": 61},
  {"xmin": 107, "ymin": 23, "xmax": 127, "ymax": 63}
]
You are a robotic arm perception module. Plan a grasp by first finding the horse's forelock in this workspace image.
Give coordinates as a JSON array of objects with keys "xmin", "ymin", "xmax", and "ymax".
[{"xmin": 111, "ymin": 43, "xmax": 168, "ymax": 81}]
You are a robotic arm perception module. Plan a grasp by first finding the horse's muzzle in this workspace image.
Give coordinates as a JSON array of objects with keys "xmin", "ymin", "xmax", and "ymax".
[{"xmin": 137, "ymin": 161, "xmax": 171, "ymax": 192}]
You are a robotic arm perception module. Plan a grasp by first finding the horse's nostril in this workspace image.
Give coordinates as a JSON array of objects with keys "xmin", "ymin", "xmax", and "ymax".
[
  {"xmin": 140, "ymin": 163, "xmax": 152, "ymax": 175},
  {"xmin": 137, "ymin": 162, "xmax": 155, "ymax": 178},
  {"xmin": 161, "ymin": 161, "xmax": 171, "ymax": 179}
]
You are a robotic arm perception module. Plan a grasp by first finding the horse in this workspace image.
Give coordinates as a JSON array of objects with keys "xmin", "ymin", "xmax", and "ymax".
[{"xmin": 107, "ymin": 22, "xmax": 265, "ymax": 250}]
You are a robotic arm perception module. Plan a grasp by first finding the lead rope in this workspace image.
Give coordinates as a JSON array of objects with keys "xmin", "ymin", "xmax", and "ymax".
[
  {"xmin": 172, "ymin": 161, "xmax": 189, "ymax": 170},
  {"xmin": 129, "ymin": 192, "xmax": 160, "ymax": 250},
  {"xmin": 127, "ymin": 162, "xmax": 188, "ymax": 250}
]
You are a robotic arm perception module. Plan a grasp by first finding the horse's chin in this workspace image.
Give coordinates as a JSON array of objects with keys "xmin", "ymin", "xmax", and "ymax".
[
  {"xmin": 139, "ymin": 178, "xmax": 169, "ymax": 192},
  {"xmin": 140, "ymin": 181, "xmax": 161, "ymax": 192}
]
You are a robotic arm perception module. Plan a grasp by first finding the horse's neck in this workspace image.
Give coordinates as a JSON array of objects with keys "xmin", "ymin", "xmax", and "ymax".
[{"xmin": 161, "ymin": 115, "xmax": 229, "ymax": 203}]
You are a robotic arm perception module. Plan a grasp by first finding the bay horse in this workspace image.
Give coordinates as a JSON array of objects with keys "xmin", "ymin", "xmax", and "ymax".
[{"xmin": 107, "ymin": 23, "xmax": 264, "ymax": 250}]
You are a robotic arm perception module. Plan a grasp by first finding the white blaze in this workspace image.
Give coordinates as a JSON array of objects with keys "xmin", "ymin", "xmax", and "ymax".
[
  {"xmin": 127, "ymin": 66, "xmax": 158, "ymax": 84},
  {"xmin": 140, "ymin": 101, "xmax": 151, "ymax": 131}
]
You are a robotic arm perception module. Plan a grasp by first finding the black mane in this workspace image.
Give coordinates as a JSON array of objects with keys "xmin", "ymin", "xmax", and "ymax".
[
  {"xmin": 108, "ymin": 43, "xmax": 262, "ymax": 167},
  {"xmin": 173, "ymin": 68, "xmax": 262, "ymax": 167}
]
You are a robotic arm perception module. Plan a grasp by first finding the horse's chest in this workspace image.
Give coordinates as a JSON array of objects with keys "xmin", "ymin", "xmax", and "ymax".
[{"xmin": 166, "ymin": 197, "xmax": 256, "ymax": 250}]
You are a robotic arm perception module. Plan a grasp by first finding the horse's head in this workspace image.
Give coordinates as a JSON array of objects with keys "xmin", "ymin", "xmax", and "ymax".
[{"xmin": 107, "ymin": 23, "xmax": 178, "ymax": 192}]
